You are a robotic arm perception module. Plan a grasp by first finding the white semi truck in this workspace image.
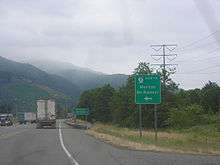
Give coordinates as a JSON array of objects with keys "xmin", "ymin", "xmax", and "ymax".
[{"xmin": 36, "ymin": 100, "xmax": 56, "ymax": 129}]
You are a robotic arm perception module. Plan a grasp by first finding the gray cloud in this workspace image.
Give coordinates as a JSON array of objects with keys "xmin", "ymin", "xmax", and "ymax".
[{"xmin": 0, "ymin": 0, "xmax": 219, "ymax": 89}]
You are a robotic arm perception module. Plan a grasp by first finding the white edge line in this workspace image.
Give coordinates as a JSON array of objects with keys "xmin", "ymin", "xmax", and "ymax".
[{"xmin": 59, "ymin": 122, "xmax": 79, "ymax": 165}]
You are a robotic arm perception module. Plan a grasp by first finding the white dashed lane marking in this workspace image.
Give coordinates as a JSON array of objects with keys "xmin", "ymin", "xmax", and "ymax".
[{"xmin": 59, "ymin": 122, "xmax": 79, "ymax": 165}]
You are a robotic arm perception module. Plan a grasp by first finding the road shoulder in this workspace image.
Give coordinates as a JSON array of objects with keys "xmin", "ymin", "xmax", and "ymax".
[{"xmin": 87, "ymin": 124, "xmax": 220, "ymax": 156}]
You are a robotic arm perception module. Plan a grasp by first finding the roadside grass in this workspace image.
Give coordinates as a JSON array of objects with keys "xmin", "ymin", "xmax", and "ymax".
[{"xmin": 87, "ymin": 123, "xmax": 220, "ymax": 155}]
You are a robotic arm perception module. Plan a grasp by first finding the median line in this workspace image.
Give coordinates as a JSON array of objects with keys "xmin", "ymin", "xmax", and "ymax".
[{"xmin": 58, "ymin": 122, "xmax": 79, "ymax": 165}]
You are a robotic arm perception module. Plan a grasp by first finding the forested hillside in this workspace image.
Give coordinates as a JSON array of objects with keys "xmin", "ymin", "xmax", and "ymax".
[
  {"xmin": 78, "ymin": 62, "xmax": 220, "ymax": 130},
  {"xmin": 0, "ymin": 56, "xmax": 80, "ymax": 114}
]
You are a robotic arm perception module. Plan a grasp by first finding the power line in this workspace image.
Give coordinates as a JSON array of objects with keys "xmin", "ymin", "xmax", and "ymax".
[
  {"xmin": 176, "ymin": 47, "xmax": 220, "ymax": 63},
  {"xmin": 176, "ymin": 64, "xmax": 220, "ymax": 76},
  {"xmin": 179, "ymin": 29, "xmax": 220, "ymax": 51},
  {"xmin": 175, "ymin": 72, "xmax": 219, "ymax": 75},
  {"xmin": 174, "ymin": 63, "xmax": 219, "ymax": 76},
  {"xmin": 190, "ymin": 64, "xmax": 220, "ymax": 73},
  {"xmin": 190, "ymin": 54, "xmax": 220, "ymax": 63},
  {"xmin": 179, "ymin": 40, "xmax": 219, "ymax": 53}
]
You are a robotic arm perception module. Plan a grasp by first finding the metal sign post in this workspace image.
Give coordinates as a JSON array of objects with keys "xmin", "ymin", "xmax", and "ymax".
[
  {"xmin": 139, "ymin": 105, "xmax": 142, "ymax": 137},
  {"xmin": 85, "ymin": 115, "xmax": 88, "ymax": 129},
  {"xmin": 135, "ymin": 74, "xmax": 161, "ymax": 139},
  {"xmin": 154, "ymin": 104, "xmax": 158, "ymax": 141}
]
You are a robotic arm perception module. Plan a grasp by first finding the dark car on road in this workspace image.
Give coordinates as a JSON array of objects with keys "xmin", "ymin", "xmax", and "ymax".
[{"xmin": 0, "ymin": 114, "xmax": 13, "ymax": 126}]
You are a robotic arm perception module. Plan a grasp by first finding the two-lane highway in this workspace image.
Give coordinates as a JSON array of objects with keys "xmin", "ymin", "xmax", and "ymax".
[
  {"xmin": 0, "ymin": 120, "xmax": 219, "ymax": 165},
  {"xmin": 0, "ymin": 122, "xmax": 71, "ymax": 165}
]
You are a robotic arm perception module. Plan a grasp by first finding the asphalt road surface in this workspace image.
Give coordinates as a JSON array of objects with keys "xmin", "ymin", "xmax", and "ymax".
[{"xmin": 0, "ymin": 120, "xmax": 219, "ymax": 165}]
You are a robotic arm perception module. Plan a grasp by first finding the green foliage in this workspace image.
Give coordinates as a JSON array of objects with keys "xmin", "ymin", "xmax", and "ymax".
[
  {"xmin": 78, "ymin": 62, "xmax": 156, "ymax": 128},
  {"xmin": 201, "ymin": 81, "xmax": 220, "ymax": 113},
  {"xmin": 175, "ymin": 88, "xmax": 201, "ymax": 106},
  {"xmin": 77, "ymin": 62, "xmax": 220, "ymax": 131},
  {"xmin": 110, "ymin": 82, "xmax": 138, "ymax": 128},
  {"xmin": 0, "ymin": 83, "xmax": 73, "ymax": 114},
  {"xmin": 0, "ymin": 56, "xmax": 80, "ymax": 114},
  {"xmin": 92, "ymin": 123, "xmax": 220, "ymax": 154},
  {"xmin": 133, "ymin": 62, "xmax": 152, "ymax": 74},
  {"xmin": 110, "ymin": 62, "xmax": 153, "ymax": 128},
  {"xmin": 78, "ymin": 84, "xmax": 115, "ymax": 122},
  {"xmin": 0, "ymin": 56, "xmax": 80, "ymax": 100},
  {"xmin": 167, "ymin": 104, "xmax": 204, "ymax": 128},
  {"xmin": 155, "ymin": 66, "xmax": 179, "ymax": 93}
]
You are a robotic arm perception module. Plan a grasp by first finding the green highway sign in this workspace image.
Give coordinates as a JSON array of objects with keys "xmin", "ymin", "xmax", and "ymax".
[
  {"xmin": 73, "ymin": 108, "xmax": 90, "ymax": 116},
  {"xmin": 135, "ymin": 74, "xmax": 161, "ymax": 104}
]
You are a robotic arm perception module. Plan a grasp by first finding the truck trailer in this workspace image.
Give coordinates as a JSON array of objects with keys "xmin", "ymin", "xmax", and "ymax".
[{"xmin": 36, "ymin": 100, "xmax": 56, "ymax": 129}]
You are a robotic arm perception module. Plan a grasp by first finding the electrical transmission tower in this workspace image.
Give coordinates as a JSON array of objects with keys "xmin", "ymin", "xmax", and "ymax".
[{"xmin": 150, "ymin": 44, "xmax": 178, "ymax": 95}]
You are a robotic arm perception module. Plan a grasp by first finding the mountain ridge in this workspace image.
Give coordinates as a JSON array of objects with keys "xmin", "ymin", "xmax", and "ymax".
[
  {"xmin": 29, "ymin": 59, "xmax": 128, "ymax": 91},
  {"xmin": 0, "ymin": 56, "xmax": 80, "ymax": 97},
  {"xmin": 0, "ymin": 56, "xmax": 81, "ymax": 113}
]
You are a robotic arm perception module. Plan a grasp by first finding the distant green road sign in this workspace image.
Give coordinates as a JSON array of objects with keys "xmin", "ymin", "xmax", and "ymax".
[
  {"xmin": 135, "ymin": 74, "xmax": 161, "ymax": 104},
  {"xmin": 73, "ymin": 108, "xmax": 89, "ymax": 116}
]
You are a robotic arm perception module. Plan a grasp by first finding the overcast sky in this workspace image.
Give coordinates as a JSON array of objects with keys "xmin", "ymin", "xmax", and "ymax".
[{"xmin": 0, "ymin": 0, "xmax": 220, "ymax": 89}]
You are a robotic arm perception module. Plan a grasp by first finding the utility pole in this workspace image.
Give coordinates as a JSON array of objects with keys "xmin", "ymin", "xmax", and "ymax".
[{"xmin": 150, "ymin": 44, "xmax": 178, "ymax": 97}]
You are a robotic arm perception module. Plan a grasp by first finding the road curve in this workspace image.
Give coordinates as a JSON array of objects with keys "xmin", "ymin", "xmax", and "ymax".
[{"xmin": 0, "ymin": 120, "xmax": 219, "ymax": 165}]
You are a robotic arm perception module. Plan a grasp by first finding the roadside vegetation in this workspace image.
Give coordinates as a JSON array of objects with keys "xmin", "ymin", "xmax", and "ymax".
[
  {"xmin": 78, "ymin": 62, "xmax": 220, "ymax": 154},
  {"xmin": 88, "ymin": 123, "xmax": 220, "ymax": 154}
]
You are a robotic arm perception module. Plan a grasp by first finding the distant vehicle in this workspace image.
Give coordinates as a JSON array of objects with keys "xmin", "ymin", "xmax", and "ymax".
[
  {"xmin": 0, "ymin": 114, "xmax": 13, "ymax": 126},
  {"xmin": 24, "ymin": 112, "xmax": 36, "ymax": 123},
  {"xmin": 36, "ymin": 100, "xmax": 56, "ymax": 129},
  {"xmin": 66, "ymin": 113, "xmax": 73, "ymax": 118},
  {"xmin": 17, "ymin": 112, "xmax": 37, "ymax": 124}
]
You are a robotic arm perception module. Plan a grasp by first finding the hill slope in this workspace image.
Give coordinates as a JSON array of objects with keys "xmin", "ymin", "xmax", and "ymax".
[
  {"xmin": 29, "ymin": 60, "xmax": 128, "ymax": 91},
  {"xmin": 0, "ymin": 56, "xmax": 81, "ymax": 113},
  {"xmin": 0, "ymin": 57, "xmax": 80, "ymax": 96}
]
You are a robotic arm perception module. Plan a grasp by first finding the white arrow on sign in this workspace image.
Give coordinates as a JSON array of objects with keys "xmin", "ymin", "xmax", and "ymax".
[{"xmin": 144, "ymin": 96, "xmax": 152, "ymax": 101}]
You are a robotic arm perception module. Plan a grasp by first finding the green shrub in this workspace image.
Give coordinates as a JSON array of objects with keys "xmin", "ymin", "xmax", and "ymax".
[{"xmin": 167, "ymin": 104, "xmax": 204, "ymax": 129}]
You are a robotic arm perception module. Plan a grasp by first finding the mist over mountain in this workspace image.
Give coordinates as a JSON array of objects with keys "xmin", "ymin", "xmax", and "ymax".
[
  {"xmin": 0, "ymin": 56, "xmax": 80, "ymax": 112},
  {"xmin": 29, "ymin": 59, "xmax": 103, "ymax": 75},
  {"xmin": 29, "ymin": 60, "xmax": 128, "ymax": 91},
  {"xmin": 0, "ymin": 56, "xmax": 128, "ymax": 113}
]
